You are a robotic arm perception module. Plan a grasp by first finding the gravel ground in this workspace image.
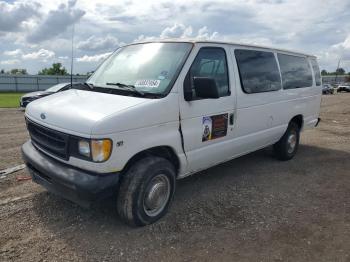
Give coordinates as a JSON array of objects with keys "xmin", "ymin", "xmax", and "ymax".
[{"xmin": 0, "ymin": 94, "xmax": 349, "ymax": 262}]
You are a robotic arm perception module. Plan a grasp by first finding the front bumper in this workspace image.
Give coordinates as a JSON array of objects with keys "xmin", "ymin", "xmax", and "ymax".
[{"xmin": 21, "ymin": 140, "xmax": 120, "ymax": 207}]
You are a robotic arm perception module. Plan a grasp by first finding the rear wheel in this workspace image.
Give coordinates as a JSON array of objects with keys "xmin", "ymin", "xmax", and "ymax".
[
  {"xmin": 117, "ymin": 156, "xmax": 176, "ymax": 226},
  {"xmin": 274, "ymin": 122, "xmax": 300, "ymax": 161}
]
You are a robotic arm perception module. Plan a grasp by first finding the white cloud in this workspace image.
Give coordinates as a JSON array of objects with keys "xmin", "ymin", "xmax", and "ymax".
[
  {"xmin": 0, "ymin": 59, "xmax": 20, "ymax": 65},
  {"xmin": 317, "ymin": 34, "xmax": 350, "ymax": 70},
  {"xmin": 137, "ymin": 23, "xmax": 219, "ymax": 41},
  {"xmin": 27, "ymin": 0, "xmax": 85, "ymax": 43},
  {"xmin": 0, "ymin": 0, "xmax": 349, "ymax": 73},
  {"xmin": 22, "ymin": 49, "xmax": 55, "ymax": 60},
  {"xmin": 332, "ymin": 35, "xmax": 350, "ymax": 52},
  {"xmin": 3, "ymin": 49, "xmax": 23, "ymax": 57},
  {"xmin": 58, "ymin": 56, "xmax": 69, "ymax": 60},
  {"xmin": 76, "ymin": 52, "xmax": 112, "ymax": 62},
  {"xmin": 159, "ymin": 23, "xmax": 218, "ymax": 40},
  {"xmin": 0, "ymin": 1, "xmax": 40, "ymax": 32},
  {"xmin": 196, "ymin": 26, "xmax": 219, "ymax": 40},
  {"xmin": 77, "ymin": 34, "xmax": 121, "ymax": 52},
  {"xmin": 160, "ymin": 23, "xmax": 193, "ymax": 39}
]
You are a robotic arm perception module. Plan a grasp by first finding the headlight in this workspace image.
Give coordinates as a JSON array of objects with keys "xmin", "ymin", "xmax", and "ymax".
[
  {"xmin": 78, "ymin": 140, "xmax": 90, "ymax": 158},
  {"xmin": 78, "ymin": 139, "xmax": 112, "ymax": 162}
]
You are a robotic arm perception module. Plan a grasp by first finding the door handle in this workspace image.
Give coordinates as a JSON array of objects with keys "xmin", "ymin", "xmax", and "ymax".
[{"xmin": 229, "ymin": 113, "xmax": 234, "ymax": 125}]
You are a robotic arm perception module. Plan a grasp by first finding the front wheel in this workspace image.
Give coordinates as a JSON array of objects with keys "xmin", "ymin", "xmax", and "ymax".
[
  {"xmin": 117, "ymin": 156, "xmax": 176, "ymax": 226},
  {"xmin": 273, "ymin": 122, "xmax": 300, "ymax": 161}
]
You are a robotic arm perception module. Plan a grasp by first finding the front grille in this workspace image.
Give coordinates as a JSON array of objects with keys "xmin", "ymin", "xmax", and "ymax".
[{"xmin": 26, "ymin": 119, "xmax": 69, "ymax": 160}]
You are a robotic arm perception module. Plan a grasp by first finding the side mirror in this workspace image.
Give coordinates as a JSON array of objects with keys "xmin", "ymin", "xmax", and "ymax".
[
  {"xmin": 184, "ymin": 73, "xmax": 193, "ymax": 101},
  {"xmin": 193, "ymin": 77, "xmax": 219, "ymax": 99}
]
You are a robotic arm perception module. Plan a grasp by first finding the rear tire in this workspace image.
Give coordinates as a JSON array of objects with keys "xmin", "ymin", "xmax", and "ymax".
[
  {"xmin": 274, "ymin": 122, "xmax": 300, "ymax": 161},
  {"xmin": 117, "ymin": 156, "xmax": 176, "ymax": 227}
]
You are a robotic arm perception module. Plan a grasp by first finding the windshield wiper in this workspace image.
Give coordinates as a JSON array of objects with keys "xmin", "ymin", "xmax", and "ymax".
[{"xmin": 106, "ymin": 82, "xmax": 145, "ymax": 96}]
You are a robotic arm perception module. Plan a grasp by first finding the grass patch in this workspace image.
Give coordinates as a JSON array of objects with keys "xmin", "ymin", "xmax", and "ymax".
[{"xmin": 0, "ymin": 92, "xmax": 25, "ymax": 108}]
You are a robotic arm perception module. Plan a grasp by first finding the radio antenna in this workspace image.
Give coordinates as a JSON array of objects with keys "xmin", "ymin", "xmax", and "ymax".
[{"xmin": 70, "ymin": 23, "xmax": 75, "ymax": 87}]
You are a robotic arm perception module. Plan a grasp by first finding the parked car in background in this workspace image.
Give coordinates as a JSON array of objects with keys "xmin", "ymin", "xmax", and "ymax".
[
  {"xmin": 20, "ymin": 82, "xmax": 80, "ymax": 108},
  {"xmin": 322, "ymin": 84, "xmax": 333, "ymax": 94},
  {"xmin": 337, "ymin": 84, "xmax": 350, "ymax": 92}
]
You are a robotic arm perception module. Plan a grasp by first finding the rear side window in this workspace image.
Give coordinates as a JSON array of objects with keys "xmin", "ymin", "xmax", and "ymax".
[
  {"xmin": 235, "ymin": 49, "xmax": 281, "ymax": 94},
  {"xmin": 278, "ymin": 54, "xmax": 313, "ymax": 89},
  {"xmin": 310, "ymin": 59, "xmax": 321, "ymax": 86},
  {"xmin": 188, "ymin": 48, "xmax": 229, "ymax": 98}
]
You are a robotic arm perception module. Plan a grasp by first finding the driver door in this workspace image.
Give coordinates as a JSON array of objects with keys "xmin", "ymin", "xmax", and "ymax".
[{"xmin": 179, "ymin": 44, "xmax": 236, "ymax": 173}]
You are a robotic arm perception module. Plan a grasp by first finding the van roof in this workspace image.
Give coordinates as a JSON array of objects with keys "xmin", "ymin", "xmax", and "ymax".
[{"xmin": 130, "ymin": 38, "xmax": 316, "ymax": 58}]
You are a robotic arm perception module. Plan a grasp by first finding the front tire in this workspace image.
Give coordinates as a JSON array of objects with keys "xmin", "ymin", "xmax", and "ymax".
[
  {"xmin": 117, "ymin": 156, "xmax": 176, "ymax": 226},
  {"xmin": 274, "ymin": 122, "xmax": 300, "ymax": 161}
]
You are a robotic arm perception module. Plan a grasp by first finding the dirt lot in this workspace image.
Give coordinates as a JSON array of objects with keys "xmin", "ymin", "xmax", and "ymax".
[{"xmin": 0, "ymin": 94, "xmax": 349, "ymax": 262}]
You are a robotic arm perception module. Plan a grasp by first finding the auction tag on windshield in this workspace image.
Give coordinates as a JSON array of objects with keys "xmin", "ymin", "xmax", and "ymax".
[{"xmin": 135, "ymin": 79, "xmax": 160, "ymax": 88}]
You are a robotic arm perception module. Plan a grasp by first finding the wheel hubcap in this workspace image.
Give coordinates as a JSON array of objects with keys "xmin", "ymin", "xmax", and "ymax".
[
  {"xmin": 287, "ymin": 131, "xmax": 297, "ymax": 154},
  {"xmin": 143, "ymin": 174, "xmax": 170, "ymax": 217}
]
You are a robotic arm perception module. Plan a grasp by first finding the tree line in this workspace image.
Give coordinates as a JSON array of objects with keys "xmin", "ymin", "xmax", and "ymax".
[
  {"xmin": 321, "ymin": 68, "xmax": 349, "ymax": 76},
  {"xmin": 0, "ymin": 63, "xmax": 349, "ymax": 76},
  {"xmin": 0, "ymin": 63, "xmax": 89, "ymax": 76}
]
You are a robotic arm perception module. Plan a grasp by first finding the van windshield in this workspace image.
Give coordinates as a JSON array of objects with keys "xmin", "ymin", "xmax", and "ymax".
[{"xmin": 87, "ymin": 42, "xmax": 192, "ymax": 97}]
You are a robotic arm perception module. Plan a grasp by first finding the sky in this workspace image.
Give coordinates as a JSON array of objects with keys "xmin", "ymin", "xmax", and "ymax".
[{"xmin": 0, "ymin": 0, "xmax": 349, "ymax": 75}]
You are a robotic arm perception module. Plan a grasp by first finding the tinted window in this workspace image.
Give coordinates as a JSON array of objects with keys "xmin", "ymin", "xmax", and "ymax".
[
  {"xmin": 278, "ymin": 54, "xmax": 313, "ymax": 89},
  {"xmin": 188, "ymin": 48, "xmax": 229, "ymax": 98},
  {"xmin": 310, "ymin": 58, "xmax": 321, "ymax": 86},
  {"xmin": 235, "ymin": 49, "xmax": 281, "ymax": 94}
]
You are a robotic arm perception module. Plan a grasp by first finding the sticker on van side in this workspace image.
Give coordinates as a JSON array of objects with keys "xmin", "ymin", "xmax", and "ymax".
[
  {"xmin": 135, "ymin": 79, "xmax": 160, "ymax": 88},
  {"xmin": 202, "ymin": 113, "xmax": 228, "ymax": 142}
]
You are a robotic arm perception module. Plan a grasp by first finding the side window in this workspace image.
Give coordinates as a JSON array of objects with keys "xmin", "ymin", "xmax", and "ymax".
[
  {"xmin": 188, "ymin": 48, "xmax": 229, "ymax": 99},
  {"xmin": 310, "ymin": 58, "xmax": 321, "ymax": 86},
  {"xmin": 278, "ymin": 54, "xmax": 313, "ymax": 89},
  {"xmin": 234, "ymin": 49, "xmax": 281, "ymax": 94}
]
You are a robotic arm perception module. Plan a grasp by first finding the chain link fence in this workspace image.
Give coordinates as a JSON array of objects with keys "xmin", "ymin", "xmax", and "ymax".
[
  {"xmin": 0, "ymin": 74, "xmax": 348, "ymax": 92},
  {"xmin": 322, "ymin": 75, "xmax": 348, "ymax": 85}
]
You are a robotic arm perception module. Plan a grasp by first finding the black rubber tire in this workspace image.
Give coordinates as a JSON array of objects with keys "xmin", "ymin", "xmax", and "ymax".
[
  {"xmin": 273, "ymin": 122, "xmax": 300, "ymax": 161},
  {"xmin": 117, "ymin": 156, "xmax": 176, "ymax": 227}
]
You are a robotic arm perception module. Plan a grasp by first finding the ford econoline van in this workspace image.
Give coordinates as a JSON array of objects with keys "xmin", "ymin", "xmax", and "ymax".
[{"xmin": 22, "ymin": 40, "xmax": 322, "ymax": 226}]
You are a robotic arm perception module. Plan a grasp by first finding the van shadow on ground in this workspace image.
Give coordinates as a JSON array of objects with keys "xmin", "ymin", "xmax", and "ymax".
[{"xmin": 31, "ymin": 144, "xmax": 350, "ymax": 260}]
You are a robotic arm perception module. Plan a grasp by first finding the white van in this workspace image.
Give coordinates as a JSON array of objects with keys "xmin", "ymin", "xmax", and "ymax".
[{"xmin": 22, "ymin": 40, "xmax": 322, "ymax": 226}]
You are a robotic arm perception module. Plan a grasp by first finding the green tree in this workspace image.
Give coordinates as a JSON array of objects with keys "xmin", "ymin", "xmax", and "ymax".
[
  {"xmin": 321, "ymin": 69, "xmax": 328, "ymax": 75},
  {"xmin": 38, "ymin": 63, "xmax": 68, "ymax": 75},
  {"xmin": 0, "ymin": 69, "xmax": 5, "ymax": 74},
  {"xmin": 10, "ymin": 68, "xmax": 27, "ymax": 75},
  {"xmin": 336, "ymin": 68, "xmax": 345, "ymax": 75}
]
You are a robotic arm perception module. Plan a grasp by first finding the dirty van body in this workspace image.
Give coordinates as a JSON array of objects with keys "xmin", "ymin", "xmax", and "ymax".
[{"xmin": 22, "ymin": 40, "xmax": 322, "ymax": 226}]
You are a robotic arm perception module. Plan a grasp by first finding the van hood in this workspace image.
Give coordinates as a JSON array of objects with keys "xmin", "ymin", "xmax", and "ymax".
[{"xmin": 25, "ymin": 89, "xmax": 150, "ymax": 136}]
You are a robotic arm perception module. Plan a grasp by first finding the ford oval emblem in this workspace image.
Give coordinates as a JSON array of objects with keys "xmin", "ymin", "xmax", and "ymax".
[{"xmin": 40, "ymin": 113, "xmax": 46, "ymax": 120}]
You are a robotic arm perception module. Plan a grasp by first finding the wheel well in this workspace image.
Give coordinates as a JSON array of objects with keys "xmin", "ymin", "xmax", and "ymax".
[
  {"xmin": 122, "ymin": 146, "xmax": 180, "ymax": 175},
  {"xmin": 290, "ymin": 115, "xmax": 303, "ymax": 130}
]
